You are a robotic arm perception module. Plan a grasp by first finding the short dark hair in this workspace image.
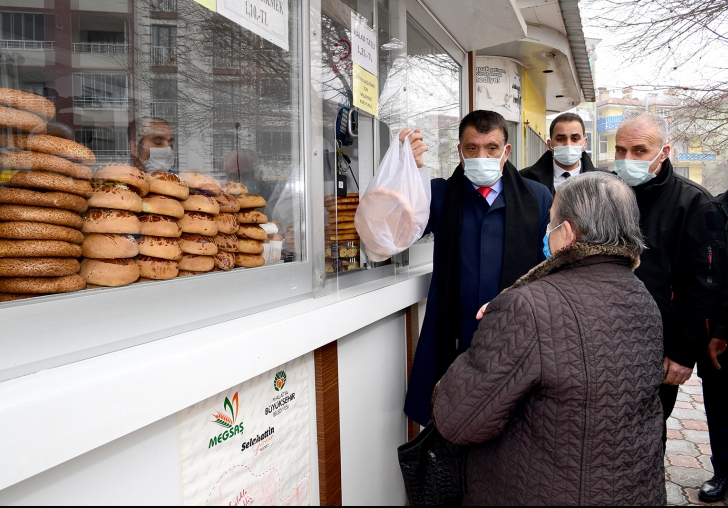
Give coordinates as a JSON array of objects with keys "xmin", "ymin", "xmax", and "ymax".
[
  {"xmin": 459, "ymin": 110, "xmax": 509, "ymax": 144},
  {"xmin": 549, "ymin": 113, "xmax": 586, "ymax": 139}
]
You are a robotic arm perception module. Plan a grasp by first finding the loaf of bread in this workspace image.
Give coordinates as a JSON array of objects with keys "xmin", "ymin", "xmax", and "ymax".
[{"xmin": 0, "ymin": 134, "xmax": 95, "ymax": 164}]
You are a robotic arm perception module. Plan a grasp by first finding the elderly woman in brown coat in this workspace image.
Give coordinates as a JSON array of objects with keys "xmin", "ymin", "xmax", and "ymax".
[{"xmin": 432, "ymin": 171, "xmax": 666, "ymax": 506}]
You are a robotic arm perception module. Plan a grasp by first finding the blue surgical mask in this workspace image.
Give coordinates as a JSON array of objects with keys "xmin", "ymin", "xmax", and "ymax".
[
  {"xmin": 553, "ymin": 144, "xmax": 584, "ymax": 167},
  {"xmin": 614, "ymin": 147, "xmax": 666, "ymax": 187},
  {"xmin": 542, "ymin": 222, "xmax": 564, "ymax": 259},
  {"xmin": 460, "ymin": 147, "xmax": 507, "ymax": 187}
]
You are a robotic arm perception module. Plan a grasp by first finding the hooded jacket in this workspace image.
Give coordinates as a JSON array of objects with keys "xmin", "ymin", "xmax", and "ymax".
[
  {"xmin": 520, "ymin": 150, "xmax": 597, "ymax": 195},
  {"xmin": 433, "ymin": 243, "xmax": 666, "ymax": 506},
  {"xmin": 632, "ymin": 159, "xmax": 727, "ymax": 369}
]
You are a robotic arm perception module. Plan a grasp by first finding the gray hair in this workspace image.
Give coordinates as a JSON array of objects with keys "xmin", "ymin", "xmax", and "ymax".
[
  {"xmin": 554, "ymin": 172, "xmax": 646, "ymax": 253},
  {"xmin": 618, "ymin": 112, "xmax": 670, "ymax": 145}
]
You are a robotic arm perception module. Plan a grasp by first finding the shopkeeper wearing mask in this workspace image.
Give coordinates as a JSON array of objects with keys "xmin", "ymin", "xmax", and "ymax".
[
  {"xmin": 402, "ymin": 110, "xmax": 553, "ymax": 426},
  {"xmin": 130, "ymin": 117, "xmax": 176, "ymax": 173},
  {"xmin": 613, "ymin": 112, "xmax": 727, "ymax": 457},
  {"xmin": 520, "ymin": 112, "xmax": 597, "ymax": 195}
]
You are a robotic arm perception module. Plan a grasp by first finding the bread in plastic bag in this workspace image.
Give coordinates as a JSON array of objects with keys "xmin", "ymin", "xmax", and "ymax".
[{"xmin": 355, "ymin": 133, "xmax": 431, "ymax": 262}]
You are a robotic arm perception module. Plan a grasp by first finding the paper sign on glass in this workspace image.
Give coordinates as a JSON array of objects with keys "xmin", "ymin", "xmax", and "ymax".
[
  {"xmin": 218, "ymin": 0, "xmax": 290, "ymax": 51},
  {"xmin": 353, "ymin": 63, "xmax": 379, "ymax": 117},
  {"xmin": 351, "ymin": 13, "xmax": 377, "ymax": 77},
  {"xmin": 193, "ymin": 0, "xmax": 217, "ymax": 11}
]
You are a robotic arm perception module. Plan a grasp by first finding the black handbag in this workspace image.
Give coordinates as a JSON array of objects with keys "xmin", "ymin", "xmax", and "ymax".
[{"xmin": 397, "ymin": 422, "xmax": 464, "ymax": 506}]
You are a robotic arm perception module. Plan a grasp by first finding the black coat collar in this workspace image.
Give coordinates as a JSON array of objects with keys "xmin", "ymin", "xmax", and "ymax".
[{"xmin": 522, "ymin": 150, "xmax": 597, "ymax": 195}]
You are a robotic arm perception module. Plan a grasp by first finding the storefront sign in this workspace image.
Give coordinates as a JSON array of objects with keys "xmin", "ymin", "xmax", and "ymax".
[
  {"xmin": 178, "ymin": 356, "xmax": 311, "ymax": 506},
  {"xmin": 474, "ymin": 56, "xmax": 522, "ymax": 124},
  {"xmin": 351, "ymin": 13, "xmax": 378, "ymax": 116},
  {"xmin": 195, "ymin": 0, "xmax": 289, "ymax": 51}
]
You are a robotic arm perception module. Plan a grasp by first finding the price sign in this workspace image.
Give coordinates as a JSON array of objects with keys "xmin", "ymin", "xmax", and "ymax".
[
  {"xmin": 218, "ymin": 0, "xmax": 290, "ymax": 51},
  {"xmin": 351, "ymin": 13, "xmax": 377, "ymax": 77}
]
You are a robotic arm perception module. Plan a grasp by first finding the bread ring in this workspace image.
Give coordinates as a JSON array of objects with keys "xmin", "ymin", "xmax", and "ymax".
[
  {"xmin": 0, "ymin": 274, "xmax": 86, "ymax": 294},
  {"xmin": 327, "ymin": 222, "xmax": 356, "ymax": 231},
  {"xmin": 0, "ymin": 221, "xmax": 84, "ymax": 244},
  {"xmin": 235, "ymin": 253, "xmax": 265, "ymax": 268},
  {"xmin": 0, "ymin": 150, "xmax": 92, "ymax": 180},
  {"xmin": 0, "ymin": 258, "xmax": 80, "ymax": 277},
  {"xmin": 0, "ymin": 187, "xmax": 88, "ymax": 213},
  {"xmin": 214, "ymin": 250, "xmax": 236, "ymax": 271},
  {"xmin": 237, "ymin": 238, "xmax": 264, "ymax": 254},
  {"xmin": 0, "ymin": 105, "xmax": 46, "ymax": 134},
  {"xmin": 355, "ymin": 188, "xmax": 416, "ymax": 257},
  {"xmin": 147, "ymin": 171, "xmax": 189, "ymax": 200},
  {"xmin": 237, "ymin": 209, "xmax": 268, "ymax": 224},
  {"xmin": 7, "ymin": 170, "xmax": 93, "ymax": 197},
  {"xmin": 0, "ymin": 204, "xmax": 83, "ymax": 229},
  {"xmin": 225, "ymin": 182, "xmax": 249, "ymax": 196},
  {"xmin": 0, "ymin": 240, "xmax": 82, "ymax": 258},
  {"xmin": 215, "ymin": 213, "xmax": 239, "ymax": 235},
  {"xmin": 237, "ymin": 224, "xmax": 267, "ymax": 241},
  {"xmin": 0, "ymin": 134, "xmax": 95, "ymax": 164},
  {"xmin": 326, "ymin": 203, "xmax": 358, "ymax": 213},
  {"xmin": 214, "ymin": 233, "xmax": 238, "ymax": 253},
  {"xmin": 237, "ymin": 193, "xmax": 267, "ymax": 209},
  {"xmin": 0, "ymin": 88, "xmax": 56, "ymax": 120},
  {"xmin": 0, "ymin": 293, "xmax": 39, "ymax": 302},
  {"xmin": 179, "ymin": 172, "xmax": 222, "ymax": 195}
]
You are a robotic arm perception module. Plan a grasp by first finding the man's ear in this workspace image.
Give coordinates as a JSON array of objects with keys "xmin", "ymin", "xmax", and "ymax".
[
  {"xmin": 582, "ymin": 138, "xmax": 588, "ymax": 151},
  {"xmin": 547, "ymin": 139, "xmax": 553, "ymax": 151},
  {"xmin": 129, "ymin": 140, "xmax": 138, "ymax": 157},
  {"xmin": 663, "ymin": 144, "xmax": 672, "ymax": 160},
  {"xmin": 564, "ymin": 221, "xmax": 576, "ymax": 246}
]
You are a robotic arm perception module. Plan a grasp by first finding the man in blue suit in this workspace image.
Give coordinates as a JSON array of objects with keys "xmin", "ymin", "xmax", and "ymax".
[{"xmin": 403, "ymin": 110, "xmax": 553, "ymax": 426}]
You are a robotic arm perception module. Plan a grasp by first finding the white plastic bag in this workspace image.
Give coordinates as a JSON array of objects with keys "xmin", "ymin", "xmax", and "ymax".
[{"xmin": 355, "ymin": 134, "xmax": 431, "ymax": 262}]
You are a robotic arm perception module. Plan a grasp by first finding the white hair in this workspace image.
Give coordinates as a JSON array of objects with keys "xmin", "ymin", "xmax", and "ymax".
[{"xmin": 618, "ymin": 112, "xmax": 670, "ymax": 146}]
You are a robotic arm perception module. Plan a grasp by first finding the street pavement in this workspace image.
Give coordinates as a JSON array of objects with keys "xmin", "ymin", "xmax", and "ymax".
[{"xmin": 666, "ymin": 372, "xmax": 726, "ymax": 506}]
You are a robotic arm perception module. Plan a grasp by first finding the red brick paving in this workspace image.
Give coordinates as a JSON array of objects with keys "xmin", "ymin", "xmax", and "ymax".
[
  {"xmin": 668, "ymin": 429, "xmax": 685, "ymax": 440},
  {"xmin": 684, "ymin": 420, "xmax": 710, "ymax": 431},
  {"xmin": 668, "ymin": 455, "xmax": 703, "ymax": 469},
  {"xmin": 698, "ymin": 443, "xmax": 713, "ymax": 456},
  {"xmin": 684, "ymin": 379, "xmax": 703, "ymax": 386},
  {"xmin": 676, "ymin": 401, "xmax": 696, "ymax": 409},
  {"xmin": 693, "ymin": 394, "xmax": 705, "ymax": 403}
]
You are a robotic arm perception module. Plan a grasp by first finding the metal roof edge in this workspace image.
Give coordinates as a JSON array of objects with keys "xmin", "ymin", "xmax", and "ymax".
[{"xmin": 558, "ymin": 0, "xmax": 596, "ymax": 102}]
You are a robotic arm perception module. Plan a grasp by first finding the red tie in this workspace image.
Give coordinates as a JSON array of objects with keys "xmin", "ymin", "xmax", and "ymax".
[{"xmin": 477, "ymin": 187, "xmax": 492, "ymax": 199}]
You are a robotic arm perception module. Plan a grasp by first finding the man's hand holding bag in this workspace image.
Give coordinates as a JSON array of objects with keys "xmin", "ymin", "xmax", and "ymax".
[{"xmin": 355, "ymin": 129, "xmax": 431, "ymax": 262}]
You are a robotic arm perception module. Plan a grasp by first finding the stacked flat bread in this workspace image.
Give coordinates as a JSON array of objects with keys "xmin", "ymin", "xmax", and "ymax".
[
  {"xmin": 324, "ymin": 194, "xmax": 360, "ymax": 273},
  {"xmin": 211, "ymin": 187, "xmax": 241, "ymax": 272},
  {"xmin": 0, "ymin": 88, "xmax": 91, "ymax": 300},
  {"xmin": 230, "ymin": 183, "xmax": 267, "ymax": 269}
]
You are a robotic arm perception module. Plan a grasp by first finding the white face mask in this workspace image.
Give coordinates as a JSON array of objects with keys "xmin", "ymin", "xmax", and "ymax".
[
  {"xmin": 142, "ymin": 146, "xmax": 175, "ymax": 172},
  {"xmin": 614, "ymin": 147, "xmax": 666, "ymax": 187},
  {"xmin": 553, "ymin": 143, "xmax": 584, "ymax": 167},
  {"xmin": 460, "ymin": 147, "xmax": 507, "ymax": 187}
]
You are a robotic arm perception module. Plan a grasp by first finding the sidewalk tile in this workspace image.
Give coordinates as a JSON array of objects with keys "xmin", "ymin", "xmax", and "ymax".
[
  {"xmin": 684, "ymin": 421, "xmax": 710, "ymax": 431},
  {"xmin": 676, "ymin": 401, "xmax": 696, "ymax": 410},
  {"xmin": 668, "ymin": 430, "xmax": 685, "ymax": 440},
  {"xmin": 672, "ymin": 408, "xmax": 708, "ymax": 421},
  {"xmin": 685, "ymin": 487, "xmax": 728, "ymax": 506},
  {"xmin": 678, "ymin": 392, "xmax": 694, "ymax": 402},
  {"xmin": 684, "ymin": 379, "xmax": 702, "ymax": 386},
  {"xmin": 668, "ymin": 466, "xmax": 713, "ymax": 487},
  {"xmin": 698, "ymin": 444, "xmax": 713, "ymax": 456},
  {"xmin": 668, "ymin": 417, "xmax": 685, "ymax": 430},
  {"xmin": 666, "ymin": 482, "xmax": 688, "ymax": 505},
  {"xmin": 683, "ymin": 430, "xmax": 711, "ymax": 444},
  {"xmin": 680, "ymin": 385, "xmax": 705, "ymax": 395},
  {"xmin": 668, "ymin": 455, "xmax": 702, "ymax": 469},
  {"xmin": 692, "ymin": 395, "xmax": 705, "ymax": 403},
  {"xmin": 699, "ymin": 456, "xmax": 714, "ymax": 473},
  {"xmin": 667, "ymin": 440, "xmax": 700, "ymax": 457}
]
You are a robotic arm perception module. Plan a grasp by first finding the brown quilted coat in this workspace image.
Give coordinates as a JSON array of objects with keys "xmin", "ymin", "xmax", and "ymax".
[{"xmin": 432, "ymin": 243, "xmax": 666, "ymax": 506}]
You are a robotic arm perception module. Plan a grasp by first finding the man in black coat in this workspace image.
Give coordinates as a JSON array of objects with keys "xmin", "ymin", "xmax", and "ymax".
[
  {"xmin": 697, "ymin": 192, "xmax": 728, "ymax": 503},
  {"xmin": 520, "ymin": 112, "xmax": 597, "ymax": 195},
  {"xmin": 614, "ymin": 113, "xmax": 727, "ymax": 450}
]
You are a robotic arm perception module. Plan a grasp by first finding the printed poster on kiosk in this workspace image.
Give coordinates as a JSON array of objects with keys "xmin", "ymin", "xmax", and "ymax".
[{"xmin": 178, "ymin": 356, "xmax": 312, "ymax": 506}]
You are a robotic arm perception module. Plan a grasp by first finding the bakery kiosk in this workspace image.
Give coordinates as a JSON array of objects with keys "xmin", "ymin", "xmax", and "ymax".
[{"xmin": 0, "ymin": 0, "xmax": 467, "ymax": 504}]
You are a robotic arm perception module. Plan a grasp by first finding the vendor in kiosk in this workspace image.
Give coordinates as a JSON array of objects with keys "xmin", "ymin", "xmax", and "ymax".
[
  {"xmin": 130, "ymin": 117, "xmax": 176, "ymax": 173},
  {"xmin": 401, "ymin": 110, "xmax": 553, "ymax": 425}
]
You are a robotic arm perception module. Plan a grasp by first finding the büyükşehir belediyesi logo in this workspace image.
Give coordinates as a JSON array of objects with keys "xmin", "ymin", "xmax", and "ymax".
[
  {"xmin": 212, "ymin": 392, "xmax": 239, "ymax": 429},
  {"xmin": 274, "ymin": 371, "xmax": 287, "ymax": 392}
]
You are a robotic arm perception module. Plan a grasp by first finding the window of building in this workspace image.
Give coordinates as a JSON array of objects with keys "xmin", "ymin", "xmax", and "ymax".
[
  {"xmin": 674, "ymin": 166, "xmax": 690, "ymax": 178},
  {"xmin": 151, "ymin": 25, "xmax": 177, "ymax": 65},
  {"xmin": 599, "ymin": 135, "xmax": 608, "ymax": 157},
  {"xmin": 1, "ymin": 12, "xmax": 45, "ymax": 42},
  {"xmin": 75, "ymin": 127, "xmax": 130, "ymax": 163},
  {"xmin": 585, "ymin": 137, "xmax": 593, "ymax": 153}
]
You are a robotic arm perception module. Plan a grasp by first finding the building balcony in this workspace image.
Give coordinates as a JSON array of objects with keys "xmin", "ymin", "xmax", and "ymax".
[
  {"xmin": 72, "ymin": 43, "xmax": 129, "ymax": 54},
  {"xmin": 73, "ymin": 97, "xmax": 129, "ymax": 110},
  {"xmin": 676, "ymin": 153, "xmax": 717, "ymax": 162},
  {"xmin": 151, "ymin": 46, "xmax": 177, "ymax": 66},
  {"xmin": 597, "ymin": 116, "xmax": 623, "ymax": 133},
  {"xmin": 151, "ymin": 0, "xmax": 177, "ymax": 12},
  {"xmin": 0, "ymin": 40, "xmax": 54, "ymax": 51},
  {"xmin": 150, "ymin": 101, "xmax": 177, "ymax": 119},
  {"xmin": 91, "ymin": 150, "xmax": 132, "ymax": 165}
]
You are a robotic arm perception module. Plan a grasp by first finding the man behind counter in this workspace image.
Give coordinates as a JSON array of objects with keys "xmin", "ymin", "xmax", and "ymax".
[
  {"xmin": 402, "ymin": 110, "xmax": 553, "ymax": 426},
  {"xmin": 130, "ymin": 117, "xmax": 176, "ymax": 173}
]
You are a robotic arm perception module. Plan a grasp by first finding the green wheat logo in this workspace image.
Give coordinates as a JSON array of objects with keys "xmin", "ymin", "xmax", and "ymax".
[
  {"xmin": 212, "ymin": 392, "xmax": 239, "ymax": 429},
  {"xmin": 274, "ymin": 371, "xmax": 287, "ymax": 392}
]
